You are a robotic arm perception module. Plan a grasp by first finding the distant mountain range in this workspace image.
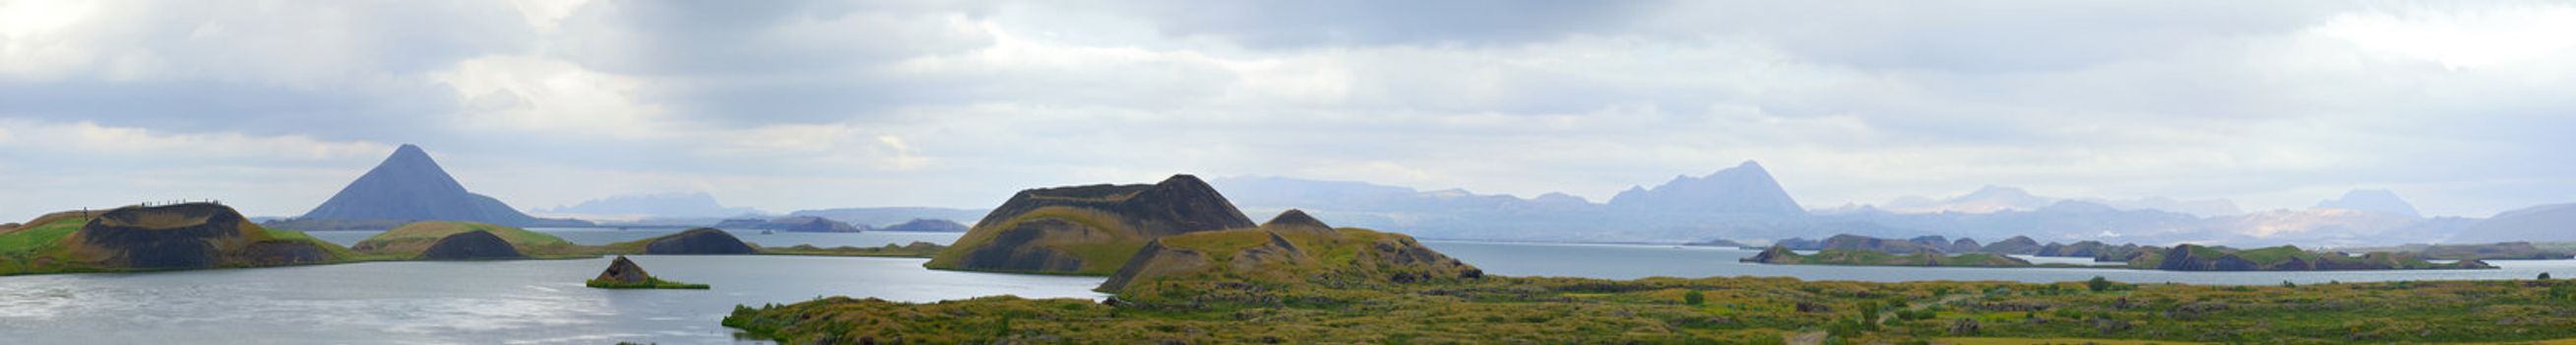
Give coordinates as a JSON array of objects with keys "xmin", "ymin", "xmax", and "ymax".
[
  {"xmin": 1214, "ymin": 161, "xmax": 2559, "ymax": 246},
  {"xmin": 2313, "ymin": 189, "xmax": 2423, "ymax": 219},
  {"xmin": 1854, "ymin": 185, "xmax": 2243, "ymax": 217},
  {"xmin": 2446, "ymin": 203, "xmax": 2576, "ymax": 242},
  {"xmin": 531, "ymin": 192, "xmax": 762, "ymax": 220},
  {"xmin": 785, "ymin": 207, "xmax": 988, "ymax": 229}
]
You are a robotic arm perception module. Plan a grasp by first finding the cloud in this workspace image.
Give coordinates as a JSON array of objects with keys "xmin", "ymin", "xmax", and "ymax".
[{"xmin": 2, "ymin": 0, "xmax": 2573, "ymax": 223}]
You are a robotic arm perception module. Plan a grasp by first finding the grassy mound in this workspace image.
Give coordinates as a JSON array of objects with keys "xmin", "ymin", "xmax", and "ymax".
[
  {"xmin": 2, "ymin": 205, "xmax": 358, "ymax": 275},
  {"xmin": 351, "ymin": 221, "xmax": 582, "ymax": 258}
]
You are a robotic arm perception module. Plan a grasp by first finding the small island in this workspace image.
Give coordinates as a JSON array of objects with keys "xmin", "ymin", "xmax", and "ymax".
[{"xmin": 587, "ymin": 255, "xmax": 709, "ymax": 290}]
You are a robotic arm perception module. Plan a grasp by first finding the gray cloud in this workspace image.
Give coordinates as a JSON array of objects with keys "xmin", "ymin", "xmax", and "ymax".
[{"xmin": 3, "ymin": 0, "xmax": 2573, "ymax": 222}]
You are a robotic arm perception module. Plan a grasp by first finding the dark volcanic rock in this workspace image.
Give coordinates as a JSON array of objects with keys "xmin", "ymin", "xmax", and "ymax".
[
  {"xmin": 646, "ymin": 228, "xmax": 757, "ymax": 254},
  {"xmin": 1261, "ymin": 209, "xmax": 1338, "ymax": 237},
  {"xmin": 974, "ymin": 174, "xmax": 1255, "ymax": 239},
  {"xmin": 77, "ymin": 203, "xmax": 249, "ymax": 269},
  {"xmin": 298, "ymin": 144, "xmax": 579, "ymax": 228},
  {"xmin": 1742, "ymin": 245, "xmax": 1794, "ymax": 263},
  {"xmin": 595, "ymin": 255, "xmax": 652, "ymax": 284},
  {"xmin": 418, "ymin": 231, "xmax": 526, "ymax": 260},
  {"xmin": 878, "ymin": 218, "xmax": 970, "ymax": 232},
  {"xmin": 935, "ymin": 174, "xmax": 1256, "ymax": 274}
]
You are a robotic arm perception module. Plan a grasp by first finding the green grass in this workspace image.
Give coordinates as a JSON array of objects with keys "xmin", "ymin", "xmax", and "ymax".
[
  {"xmin": 587, "ymin": 277, "xmax": 710, "ymax": 290},
  {"xmin": 730, "ymin": 274, "xmax": 2576, "ymax": 344},
  {"xmin": 926, "ymin": 206, "xmax": 1146, "ymax": 274},
  {"xmin": 0, "ymin": 218, "xmax": 85, "ymax": 253}
]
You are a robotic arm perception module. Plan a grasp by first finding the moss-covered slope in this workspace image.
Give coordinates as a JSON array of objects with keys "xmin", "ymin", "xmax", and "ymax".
[
  {"xmin": 1, "ymin": 203, "xmax": 355, "ymax": 275},
  {"xmin": 925, "ymin": 174, "xmax": 1255, "ymax": 275},
  {"xmin": 350, "ymin": 221, "xmax": 581, "ymax": 258},
  {"xmin": 1099, "ymin": 210, "xmax": 1481, "ymax": 306}
]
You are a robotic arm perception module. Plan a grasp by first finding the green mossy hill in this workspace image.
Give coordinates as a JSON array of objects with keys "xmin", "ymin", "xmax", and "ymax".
[
  {"xmin": 2145, "ymin": 244, "xmax": 2493, "ymax": 271},
  {"xmin": 350, "ymin": 221, "xmax": 581, "ymax": 258},
  {"xmin": 1099, "ymin": 210, "xmax": 1481, "ymax": 310},
  {"xmin": 728, "ymin": 272, "xmax": 2576, "ymax": 344},
  {"xmin": 926, "ymin": 174, "xmax": 1256, "ymax": 275},
  {"xmin": 760, "ymin": 242, "xmax": 944, "ymax": 257},
  {"xmin": 1, "ymin": 203, "xmax": 355, "ymax": 275},
  {"xmin": 1743, "ymin": 246, "xmax": 2035, "ymax": 267},
  {"xmin": 598, "ymin": 228, "xmax": 758, "ymax": 254}
]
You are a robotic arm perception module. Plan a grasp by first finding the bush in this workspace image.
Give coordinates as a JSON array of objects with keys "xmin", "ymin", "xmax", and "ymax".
[
  {"xmin": 1684, "ymin": 290, "xmax": 1706, "ymax": 306},
  {"xmin": 2087, "ymin": 276, "xmax": 2113, "ymax": 292}
]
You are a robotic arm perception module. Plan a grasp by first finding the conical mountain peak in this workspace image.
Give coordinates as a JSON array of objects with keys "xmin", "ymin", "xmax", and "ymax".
[
  {"xmin": 297, "ymin": 145, "xmax": 542, "ymax": 226},
  {"xmin": 1262, "ymin": 209, "xmax": 1336, "ymax": 236}
]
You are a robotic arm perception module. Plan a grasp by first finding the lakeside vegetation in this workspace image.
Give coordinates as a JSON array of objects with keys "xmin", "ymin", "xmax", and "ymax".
[
  {"xmin": 2, "ymin": 211, "xmax": 940, "ymax": 276},
  {"xmin": 729, "ymin": 272, "xmax": 2576, "ymax": 344}
]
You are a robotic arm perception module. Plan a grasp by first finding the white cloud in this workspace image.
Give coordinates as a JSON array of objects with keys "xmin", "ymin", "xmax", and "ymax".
[
  {"xmin": 2317, "ymin": 4, "xmax": 2576, "ymax": 69},
  {"xmin": 435, "ymin": 55, "xmax": 670, "ymax": 137}
]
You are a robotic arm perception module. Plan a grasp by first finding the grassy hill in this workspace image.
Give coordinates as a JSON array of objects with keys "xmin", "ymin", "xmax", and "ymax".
[
  {"xmin": 350, "ymin": 221, "xmax": 584, "ymax": 258},
  {"xmin": 2, "ymin": 204, "xmax": 357, "ymax": 275},
  {"xmin": 925, "ymin": 174, "xmax": 1255, "ymax": 275}
]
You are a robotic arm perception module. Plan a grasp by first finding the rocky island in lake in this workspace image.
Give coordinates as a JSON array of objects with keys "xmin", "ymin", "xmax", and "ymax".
[{"xmin": 587, "ymin": 255, "xmax": 708, "ymax": 289}]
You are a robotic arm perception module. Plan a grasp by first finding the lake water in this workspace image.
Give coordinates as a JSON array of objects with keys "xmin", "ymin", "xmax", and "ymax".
[
  {"xmin": 8, "ymin": 231, "xmax": 2576, "ymax": 344},
  {"xmin": 0, "ymin": 229, "xmax": 1094, "ymax": 345},
  {"xmin": 1420, "ymin": 241, "xmax": 2576, "ymax": 285}
]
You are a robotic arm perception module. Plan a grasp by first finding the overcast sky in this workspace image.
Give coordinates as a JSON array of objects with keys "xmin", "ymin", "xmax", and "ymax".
[{"xmin": 4, "ymin": 0, "xmax": 2573, "ymax": 221}]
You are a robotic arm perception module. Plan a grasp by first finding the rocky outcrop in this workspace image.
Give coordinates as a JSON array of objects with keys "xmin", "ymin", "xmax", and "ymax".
[
  {"xmin": 2037, "ymin": 241, "xmax": 2112, "ymax": 257},
  {"xmin": 1982, "ymin": 236, "xmax": 2043, "ymax": 255},
  {"xmin": 293, "ymin": 144, "xmax": 586, "ymax": 228},
  {"xmin": 1821, "ymin": 234, "xmax": 1944, "ymax": 254},
  {"xmin": 1949, "ymin": 239, "xmax": 1982, "ymax": 253},
  {"xmin": 1098, "ymin": 224, "xmax": 1480, "ymax": 295},
  {"xmin": 71, "ymin": 203, "xmax": 346, "ymax": 269},
  {"xmin": 1259, "ymin": 209, "xmax": 1338, "ymax": 237},
  {"xmin": 716, "ymin": 216, "xmax": 865, "ymax": 233},
  {"xmin": 1742, "ymin": 245, "xmax": 1795, "ymax": 263},
  {"xmin": 595, "ymin": 255, "xmax": 652, "ymax": 284},
  {"xmin": 928, "ymin": 174, "xmax": 1257, "ymax": 275},
  {"xmin": 417, "ymin": 231, "xmax": 526, "ymax": 260},
  {"xmin": 878, "ymin": 218, "xmax": 970, "ymax": 233},
  {"xmin": 645, "ymin": 228, "xmax": 758, "ymax": 254}
]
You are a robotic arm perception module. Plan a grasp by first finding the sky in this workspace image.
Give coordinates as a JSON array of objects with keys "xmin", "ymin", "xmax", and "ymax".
[{"xmin": 3, "ymin": 0, "xmax": 2573, "ymax": 222}]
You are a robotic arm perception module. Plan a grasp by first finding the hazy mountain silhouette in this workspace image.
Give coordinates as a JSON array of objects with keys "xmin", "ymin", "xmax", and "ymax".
[
  {"xmin": 1607, "ymin": 161, "xmax": 1806, "ymax": 216},
  {"xmin": 534, "ymin": 192, "xmax": 759, "ymax": 219},
  {"xmin": 297, "ymin": 144, "xmax": 565, "ymax": 227},
  {"xmin": 2313, "ymin": 189, "xmax": 2422, "ymax": 218},
  {"xmin": 2446, "ymin": 203, "xmax": 2576, "ymax": 242}
]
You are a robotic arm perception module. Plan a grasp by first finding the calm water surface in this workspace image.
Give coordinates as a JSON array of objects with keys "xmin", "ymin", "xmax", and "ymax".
[
  {"xmin": 0, "ymin": 230, "xmax": 1089, "ymax": 345},
  {"xmin": 1421, "ymin": 241, "xmax": 2576, "ymax": 285},
  {"xmin": 10, "ymin": 231, "xmax": 2575, "ymax": 344}
]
